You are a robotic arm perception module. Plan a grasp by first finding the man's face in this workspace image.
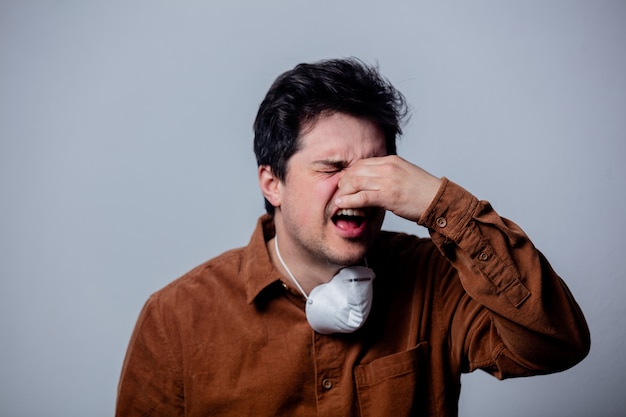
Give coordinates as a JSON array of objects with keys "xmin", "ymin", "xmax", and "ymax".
[{"xmin": 273, "ymin": 112, "xmax": 387, "ymax": 269}]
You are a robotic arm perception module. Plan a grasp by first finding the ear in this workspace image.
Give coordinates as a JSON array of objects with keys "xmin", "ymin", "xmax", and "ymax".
[{"xmin": 258, "ymin": 165, "xmax": 282, "ymax": 209}]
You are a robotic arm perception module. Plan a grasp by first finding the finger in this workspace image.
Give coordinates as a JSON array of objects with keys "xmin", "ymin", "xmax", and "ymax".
[
  {"xmin": 334, "ymin": 190, "xmax": 381, "ymax": 209},
  {"xmin": 337, "ymin": 170, "xmax": 384, "ymax": 199},
  {"xmin": 337, "ymin": 159, "xmax": 392, "ymax": 193}
]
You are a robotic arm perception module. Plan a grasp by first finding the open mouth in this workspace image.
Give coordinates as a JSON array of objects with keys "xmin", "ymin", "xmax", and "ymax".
[{"xmin": 332, "ymin": 208, "xmax": 367, "ymax": 231}]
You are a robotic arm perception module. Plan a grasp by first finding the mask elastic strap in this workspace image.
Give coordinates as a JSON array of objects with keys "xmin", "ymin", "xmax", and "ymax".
[{"xmin": 274, "ymin": 235, "xmax": 309, "ymax": 300}]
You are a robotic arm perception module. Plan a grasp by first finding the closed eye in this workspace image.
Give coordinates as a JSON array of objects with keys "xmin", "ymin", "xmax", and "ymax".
[
  {"xmin": 313, "ymin": 160, "xmax": 347, "ymax": 174},
  {"xmin": 320, "ymin": 168, "xmax": 342, "ymax": 174}
]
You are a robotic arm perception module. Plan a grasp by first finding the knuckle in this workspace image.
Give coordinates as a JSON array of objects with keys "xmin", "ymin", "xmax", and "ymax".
[
  {"xmin": 390, "ymin": 189, "xmax": 402, "ymax": 202},
  {"xmin": 356, "ymin": 192, "xmax": 369, "ymax": 206}
]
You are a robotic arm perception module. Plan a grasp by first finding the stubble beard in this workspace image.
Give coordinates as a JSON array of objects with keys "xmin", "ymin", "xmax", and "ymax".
[{"xmin": 291, "ymin": 208, "xmax": 383, "ymax": 269}]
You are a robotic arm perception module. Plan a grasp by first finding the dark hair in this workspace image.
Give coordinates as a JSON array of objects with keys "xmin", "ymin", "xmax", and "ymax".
[{"xmin": 253, "ymin": 57, "xmax": 409, "ymax": 214}]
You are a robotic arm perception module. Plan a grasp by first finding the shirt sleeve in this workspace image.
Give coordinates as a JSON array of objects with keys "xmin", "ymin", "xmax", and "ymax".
[
  {"xmin": 418, "ymin": 177, "xmax": 590, "ymax": 379},
  {"xmin": 116, "ymin": 296, "xmax": 185, "ymax": 416}
]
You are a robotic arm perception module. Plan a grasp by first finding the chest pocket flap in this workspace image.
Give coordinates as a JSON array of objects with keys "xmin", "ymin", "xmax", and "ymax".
[{"xmin": 354, "ymin": 342, "xmax": 433, "ymax": 417}]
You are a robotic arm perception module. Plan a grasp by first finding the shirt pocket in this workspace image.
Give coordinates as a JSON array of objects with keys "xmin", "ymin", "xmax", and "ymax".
[{"xmin": 354, "ymin": 342, "xmax": 433, "ymax": 417}]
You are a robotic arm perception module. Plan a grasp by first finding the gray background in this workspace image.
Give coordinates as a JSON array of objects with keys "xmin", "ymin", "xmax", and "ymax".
[{"xmin": 1, "ymin": 1, "xmax": 625, "ymax": 416}]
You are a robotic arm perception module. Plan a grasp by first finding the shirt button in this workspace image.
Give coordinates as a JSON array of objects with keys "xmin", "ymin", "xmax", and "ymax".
[
  {"xmin": 479, "ymin": 252, "xmax": 489, "ymax": 261},
  {"xmin": 322, "ymin": 379, "xmax": 333, "ymax": 390},
  {"xmin": 436, "ymin": 217, "xmax": 447, "ymax": 228}
]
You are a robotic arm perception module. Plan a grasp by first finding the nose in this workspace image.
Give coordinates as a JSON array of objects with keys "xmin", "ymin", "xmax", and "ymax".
[
  {"xmin": 335, "ymin": 169, "xmax": 345, "ymax": 184},
  {"xmin": 333, "ymin": 169, "xmax": 346, "ymax": 193},
  {"xmin": 331, "ymin": 170, "xmax": 348, "ymax": 207}
]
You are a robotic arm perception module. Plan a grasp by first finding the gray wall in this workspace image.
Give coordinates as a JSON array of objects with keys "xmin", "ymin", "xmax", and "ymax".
[{"xmin": 1, "ymin": 1, "xmax": 624, "ymax": 416}]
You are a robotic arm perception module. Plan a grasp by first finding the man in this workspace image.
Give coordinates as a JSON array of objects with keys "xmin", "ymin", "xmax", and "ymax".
[{"xmin": 116, "ymin": 58, "xmax": 590, "ymax": 416}]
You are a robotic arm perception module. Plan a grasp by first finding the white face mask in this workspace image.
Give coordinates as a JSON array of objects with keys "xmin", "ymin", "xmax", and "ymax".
[
  {"xmin": 274, "ymin": 236, "xmax": 375, "ymax": 335},
  {"xmin": 306, "ymin": 265, "xmax": 375, "ymax": 334}
]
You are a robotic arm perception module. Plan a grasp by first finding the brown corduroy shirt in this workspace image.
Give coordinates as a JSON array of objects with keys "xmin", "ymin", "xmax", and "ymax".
[{"xmin": 116, "ymin": 179, "xmax": 590, "ymax": 417}]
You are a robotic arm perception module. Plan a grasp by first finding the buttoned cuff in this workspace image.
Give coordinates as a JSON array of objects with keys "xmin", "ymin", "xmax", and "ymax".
[
  {"xmin": 418, "ymin": 177, "xmax": 530, "ymax": 307},
  {"xmin": 418, "ymin": 177, "xmax": 479, "ymax": 241}
]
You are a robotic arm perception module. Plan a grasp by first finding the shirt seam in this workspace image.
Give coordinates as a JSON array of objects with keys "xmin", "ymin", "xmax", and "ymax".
[{"xmin": 149, "ymin": 296, "xmax": 185, "ymax": 392}]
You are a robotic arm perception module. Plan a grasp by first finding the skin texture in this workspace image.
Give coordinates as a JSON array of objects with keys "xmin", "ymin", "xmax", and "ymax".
[{"xmin": 259, "ymin": 112, "xmax": 442, "ymax": 294}]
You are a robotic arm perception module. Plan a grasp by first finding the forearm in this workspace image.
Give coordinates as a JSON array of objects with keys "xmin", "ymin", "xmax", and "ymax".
[{"xmin": 420, "ymin": 178, "xmax": 590, "ymax": 375}]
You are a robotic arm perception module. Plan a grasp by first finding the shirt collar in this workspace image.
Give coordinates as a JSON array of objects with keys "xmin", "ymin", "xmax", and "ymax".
[{"xmin": 243, "ymin": 214, "xmax": 282, "ymax": 304}]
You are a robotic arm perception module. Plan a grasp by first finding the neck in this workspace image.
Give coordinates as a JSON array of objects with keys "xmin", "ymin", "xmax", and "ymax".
[
  {"xmin": 274, "ymin": 235, "xmax": 309, "ymax": 298},
  {"xmin": 269, "ymin": 233, "xmax": 370, "ymax": 297},
  {"xmin": 268, "ymin": 234, "xmax": 338, "ymax": 295}
]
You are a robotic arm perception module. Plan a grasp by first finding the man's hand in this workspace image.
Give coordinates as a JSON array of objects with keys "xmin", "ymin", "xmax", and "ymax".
[{"xmin": 335, "ymin": 155, "xmax": 443, "ymax": 222}]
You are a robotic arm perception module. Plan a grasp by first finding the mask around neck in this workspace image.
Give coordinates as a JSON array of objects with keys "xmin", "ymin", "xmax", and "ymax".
[
  {"xmin": 273, "ymin": 235, "xmax": 375, "ymax": 334},
  {"xmin": 305, "ymin": 266, "xmax": 375, "ymax": 335}
]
